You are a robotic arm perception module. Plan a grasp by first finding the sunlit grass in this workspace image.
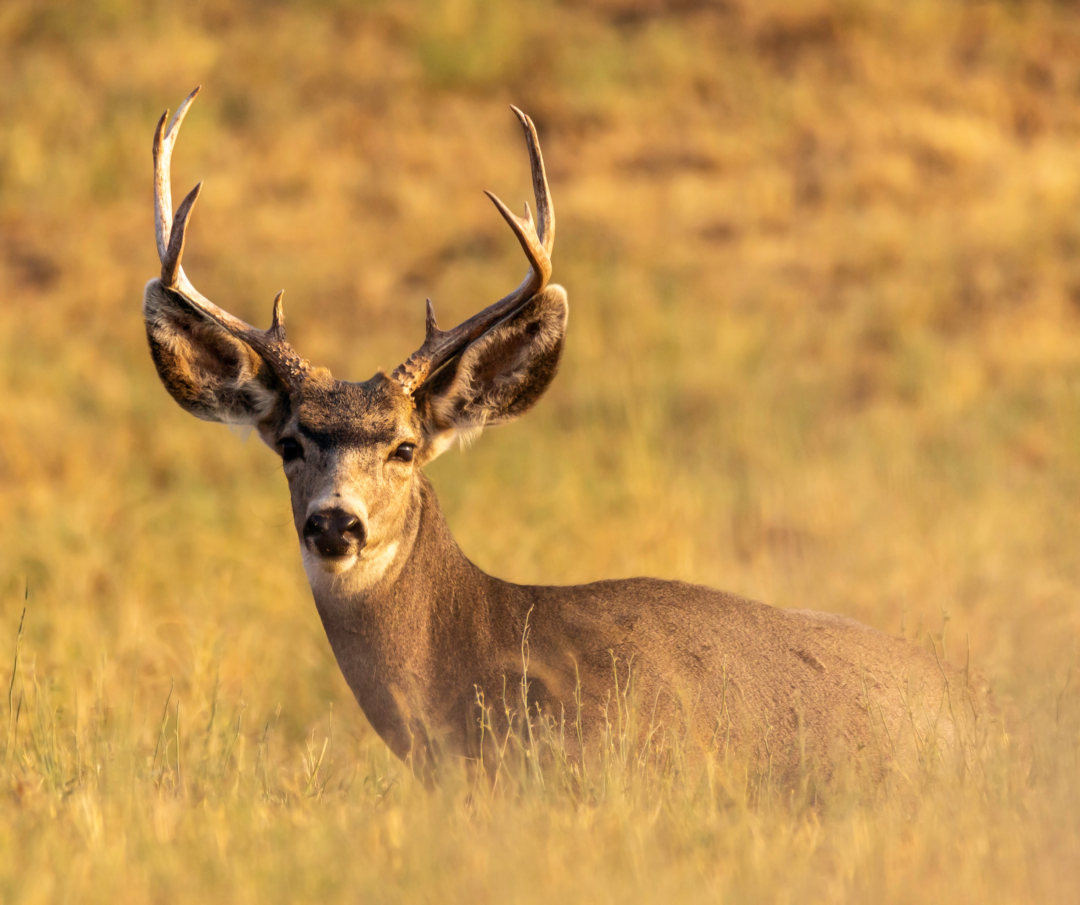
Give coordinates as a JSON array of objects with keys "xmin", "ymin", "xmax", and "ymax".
[
  {"xmin": 2, "ymin": 0, "xmax": 1080, "ymax": 901},
  {"xmin": 1, "ymin": 602, "xmax": 1067, "ymax": 905}
]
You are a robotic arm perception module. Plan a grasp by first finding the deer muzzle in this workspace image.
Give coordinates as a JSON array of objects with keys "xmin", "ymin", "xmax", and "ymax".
[{"xmin": 303, "ymin": 507, "xmax": 367, "ymax": 559}]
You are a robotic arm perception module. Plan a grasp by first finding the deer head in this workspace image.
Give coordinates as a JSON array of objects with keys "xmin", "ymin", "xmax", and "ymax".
[{"xmin": 143, "ymin": 88, "xmax": 568, "ymax": 594}]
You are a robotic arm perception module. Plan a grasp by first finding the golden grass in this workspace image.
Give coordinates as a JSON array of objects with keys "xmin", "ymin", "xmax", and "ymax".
[{"xmin": 1, "ymin": 0, "xmax": 1079, "ymax": 901}]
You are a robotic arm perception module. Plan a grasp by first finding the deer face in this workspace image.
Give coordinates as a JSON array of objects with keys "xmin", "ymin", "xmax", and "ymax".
[
  {"xmin": 142, "ymin": 90, "xmax": 566, "ymax": 596},
  {"xmin": 145, "ymin": 278, "xmax": 567, "ymax": 593},
  {"xmin": 271, "ymin": 374, "xmax": 427, "ymax": 588}
]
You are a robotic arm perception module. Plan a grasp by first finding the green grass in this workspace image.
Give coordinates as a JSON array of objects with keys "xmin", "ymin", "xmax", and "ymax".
[{"xmin": 1, "ymin": 0, "xmax": 1080, "ymax": 901}]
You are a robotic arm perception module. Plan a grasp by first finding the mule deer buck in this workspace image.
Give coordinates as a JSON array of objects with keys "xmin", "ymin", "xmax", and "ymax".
[{"xmin": 144, "ymin": 89, "xmax": 991, "ymax": 781}]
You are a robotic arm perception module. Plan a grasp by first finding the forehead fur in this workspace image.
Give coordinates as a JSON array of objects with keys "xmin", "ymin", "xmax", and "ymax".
[{"xmin": 292, "ymin": 372, "xmax": 418, "ymax": 448}]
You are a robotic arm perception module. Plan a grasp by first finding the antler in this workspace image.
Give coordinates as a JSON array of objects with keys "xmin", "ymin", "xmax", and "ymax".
[
  {"xmin": 392, "ymin": 106, "xmax": 555, "ymax": 395},
  {"xmin": 153, "ymin": 87, "xmax": 311, "ymax": 390}
]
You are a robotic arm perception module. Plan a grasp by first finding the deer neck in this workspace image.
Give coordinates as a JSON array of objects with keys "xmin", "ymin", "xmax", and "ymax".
[{"xmin": 306, "ymin": 474, "xmax": 515, "ymax": 751}]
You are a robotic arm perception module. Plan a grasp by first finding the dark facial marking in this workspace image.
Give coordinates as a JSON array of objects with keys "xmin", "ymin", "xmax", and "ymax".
[{"xmin": 294, "ymin": 375, "xmax": 417, "ymax": 452}]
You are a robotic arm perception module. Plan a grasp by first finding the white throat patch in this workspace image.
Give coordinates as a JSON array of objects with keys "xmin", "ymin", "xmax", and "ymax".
[{"xmin": 301, "ymin": 539, "xmax": 402, "ymax": 601}]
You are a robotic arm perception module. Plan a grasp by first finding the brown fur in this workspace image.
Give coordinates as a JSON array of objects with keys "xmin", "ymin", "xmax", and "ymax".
[{"xmin": 144, "ymin": 275, "xmax": 996, "ymax": 784}]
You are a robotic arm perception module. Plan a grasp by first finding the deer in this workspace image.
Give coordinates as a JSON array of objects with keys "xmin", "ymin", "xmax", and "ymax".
[{"xmin": 143, "ymin": 88, "xmax": 992, "ymax": 783}]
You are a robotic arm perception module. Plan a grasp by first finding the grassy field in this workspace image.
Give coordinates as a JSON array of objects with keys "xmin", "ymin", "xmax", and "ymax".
[{"xmin": 2, "ymin": 0, "xmax": 1079, "ymax": 901}]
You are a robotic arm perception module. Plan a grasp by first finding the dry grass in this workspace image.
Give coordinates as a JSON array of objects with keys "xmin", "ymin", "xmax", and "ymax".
[{"xmin": 1, "ymin": 0, "xmax": 1079, "ymax": 901}]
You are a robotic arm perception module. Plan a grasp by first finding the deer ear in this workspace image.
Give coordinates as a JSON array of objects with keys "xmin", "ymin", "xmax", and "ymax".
[
  {"xmin": 416, "ymin": 285, "xmax": 567, "ymax": 452},
  {"xmin": 143, "ymin": 280, "xmax": 285, "ymax": 426}
]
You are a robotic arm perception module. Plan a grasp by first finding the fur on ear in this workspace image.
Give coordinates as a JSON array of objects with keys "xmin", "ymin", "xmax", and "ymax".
[
  {"xmin": 143, "ymin": 280, "xmax": 285, "ymax": 425},
  {"xmin": 417, "ymin": 285, "xmax": 568, "ymax": 443}
]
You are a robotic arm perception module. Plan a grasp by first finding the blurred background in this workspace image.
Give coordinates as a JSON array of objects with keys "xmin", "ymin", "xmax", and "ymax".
[{"xmin": 1, "ymin": 0, "xmax": 1079, "ymax": 899}]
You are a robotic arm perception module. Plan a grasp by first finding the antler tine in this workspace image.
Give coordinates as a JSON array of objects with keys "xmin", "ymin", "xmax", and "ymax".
[
  {"xmin": 483, "ymin": 190, "xmax": 547, "ymax": 283},
  {"xmin": 510, "ymin": 104, "xmax": 553, "ymax": 253},
  {"xmin": 154, "ymin": 86, "xmax": 201, "ymax": 263},
  {"xmin": 392, "ymin": 107, "xmax": 556, "ymax": 395},
  {"xmin": 152, "ymin": 88, "xmax": 310, "ymax": 390}
]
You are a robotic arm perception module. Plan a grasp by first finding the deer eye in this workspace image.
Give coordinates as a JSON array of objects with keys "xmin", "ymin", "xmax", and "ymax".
[
  {"xmin": 390, "ymin": 442, "xmax": 415, "ymax": 463},
  {"xmin": 280, "ymin": 437, "xmax": 304, "ymax": 462}
]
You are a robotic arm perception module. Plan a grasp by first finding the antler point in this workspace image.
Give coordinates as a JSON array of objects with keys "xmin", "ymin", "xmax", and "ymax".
[
  {"xmin": 153, "ymin": 111, "xmax": 168, "ymax": 155},
  {"xmin": 269, "ymin": 290, "xmax": 287, "ymax": 339},
  {"xmin": 425, "ymin": 298, "xmax": 440, "ymax": 339},
  {"xmin": 484, "ymin": 189, "xmax": 515, "ymax": 223}
]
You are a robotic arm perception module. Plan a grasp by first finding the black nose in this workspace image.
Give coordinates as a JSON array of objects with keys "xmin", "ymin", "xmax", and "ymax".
[{"xmin": 303, "ymin": 507, "xmax": 366, "ymax": 558}]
